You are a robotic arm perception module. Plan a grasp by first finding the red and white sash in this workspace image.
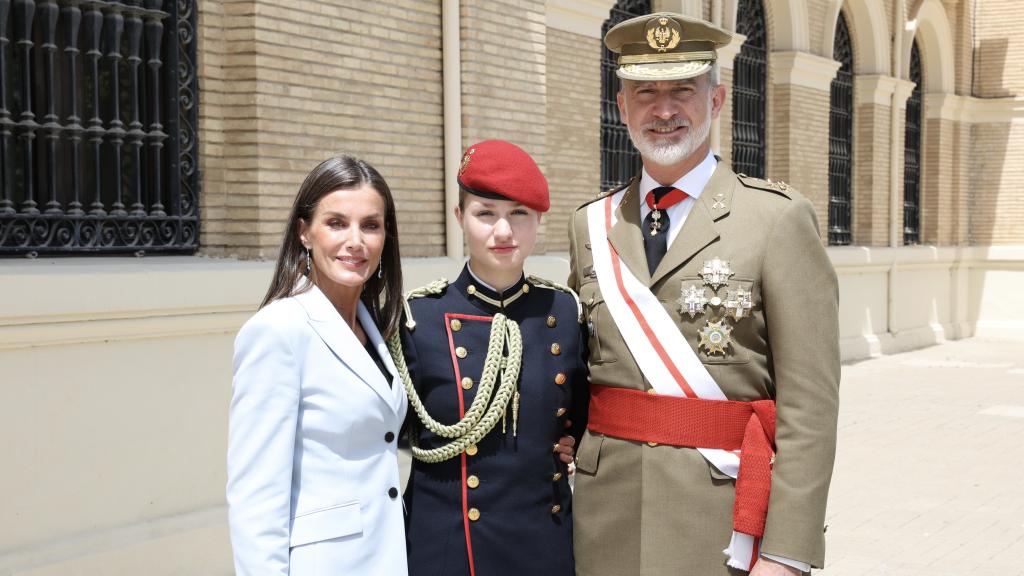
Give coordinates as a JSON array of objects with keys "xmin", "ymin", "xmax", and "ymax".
[{"xmin": 586, "ymin": 189, "xmax": 759, "ymax": 571}]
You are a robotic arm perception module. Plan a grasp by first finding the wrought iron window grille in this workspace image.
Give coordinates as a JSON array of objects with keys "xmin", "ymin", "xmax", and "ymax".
[
  {"xmin": 827, "ymin": 13, "xmax": 854, "ymax": 246},
  {"xmin": 903, "ymin": 41, "xmax": 922, "ymax": 245},
  {"xmin": 731, "ymin": 0, "xmax": 767, "ymax": 179},
  {"xmin": 600, "ymin": 0, "xmax": 649, "ymax": 193},
  {"xmin": 0, "ymin": 0, "xmax": 199, "ymax": 255}
]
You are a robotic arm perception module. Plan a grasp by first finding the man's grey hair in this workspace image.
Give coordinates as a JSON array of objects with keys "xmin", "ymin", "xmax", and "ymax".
[{"xmin": 708, "ymin": 62, "xmax": 720, "ymax": 86}]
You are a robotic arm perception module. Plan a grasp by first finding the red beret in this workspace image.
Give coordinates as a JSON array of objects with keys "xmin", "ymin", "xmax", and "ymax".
[{"xmin": 456, "ymin": 140, "xmax": 550, "ymax": 212}]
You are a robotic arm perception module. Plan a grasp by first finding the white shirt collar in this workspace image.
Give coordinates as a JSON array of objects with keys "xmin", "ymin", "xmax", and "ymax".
[{"xmin": 638, "ymin": 150, "xmax": 718, "ymax": 201}]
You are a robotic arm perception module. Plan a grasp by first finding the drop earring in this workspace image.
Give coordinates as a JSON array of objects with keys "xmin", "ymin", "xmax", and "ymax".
[
  {"xmin": 305, "ymin": 248, "xmax": 311, "ymax": 275},
  {"xmin": 377, "ymin": 264, "xmax": 383, "ymax": 279}
]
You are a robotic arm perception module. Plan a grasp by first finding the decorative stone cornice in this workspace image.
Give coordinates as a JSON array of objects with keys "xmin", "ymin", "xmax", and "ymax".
[
  {"xmin": 854, "ymin": 75, "xmax": 917, "ymax": 108},
  {"xmin": 963, "ymin": 96, "xmax": 1024, "ymax": 124},
  {"xmin": 923, "ymin": 93, "xmax": 1024, "ymax": 123},
  {"xmin": 546, "ymin": 0, "xmax": 615, "ymax": 39},
  {"xmin": 770, "ymin": 51, "xmax": 842, "ymax": 92}
]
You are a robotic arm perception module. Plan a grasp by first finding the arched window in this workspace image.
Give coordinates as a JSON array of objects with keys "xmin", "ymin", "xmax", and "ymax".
[
  {"xmin": 600, "ymin": 0, "xmax": 651, "ymax": 192},
  {"xmin": 828, "ymin": 13, "xmax": 854, "ymax": 246},
  {"xmin": 903, "ymin": 41, "xmax": 923, "ymax": 245},
  {"xmin": 732, "ymin": 0, "xmax": 768, "ymax": 178}
]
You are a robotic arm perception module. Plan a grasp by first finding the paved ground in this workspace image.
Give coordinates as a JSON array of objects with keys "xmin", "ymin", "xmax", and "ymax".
[
  {"xmin": 820, "ymin": 335, "xmax": 1024, "ymax": 575},
  {"xmin": 400, "ymin": 335, "xmax": 1024, "ymax": 575}
]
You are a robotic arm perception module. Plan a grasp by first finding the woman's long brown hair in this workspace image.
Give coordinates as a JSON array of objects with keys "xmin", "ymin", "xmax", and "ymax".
[{"xmin": 260, "ymin": 155, "xmax": 404, "ymax": 340}]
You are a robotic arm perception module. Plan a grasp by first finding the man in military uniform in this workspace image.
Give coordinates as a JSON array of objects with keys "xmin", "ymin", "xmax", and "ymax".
[{"xmin": 568, "ymin": 13, "xmax": 840, "ymax": 576}]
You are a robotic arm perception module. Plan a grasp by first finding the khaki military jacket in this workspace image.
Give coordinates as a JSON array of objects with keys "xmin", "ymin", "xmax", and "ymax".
[{"xmin": 569, "ymin": 162, "xmax": 840, "ymax": 575}]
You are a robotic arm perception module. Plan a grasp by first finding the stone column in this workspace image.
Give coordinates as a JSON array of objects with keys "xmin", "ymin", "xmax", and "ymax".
[
  {"xmin": 769, "ymin": 51, "xmax": 841, "ymax": 238},
  {"xmin": 850, "ymin": 75, "xmax": 914, "ymax": 247},
  {"xmin": 715, "ymin": 33, "xmax": 744, "ymax": 163},
  {"xmin": 922, "ymin": 93, "xmax": 961, "ymax": 245}
]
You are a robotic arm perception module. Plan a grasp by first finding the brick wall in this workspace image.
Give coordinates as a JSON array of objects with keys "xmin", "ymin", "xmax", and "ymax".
[
  {"xmin": 769, "ymin": 83, "xmax": 833, "ymax": 239},
  {"xmin": 970, "ymin": 122, "xmax": 1024, "ymax": 244},
  {"xmin": 198, "ymin": 0, "xmax": 445, "ymax": 259},
  {"xmin": 544, "ymin": 28, "xmax": 601, "ymax": 252},
  {"xmin": 853, "ymin": 102, "xmax": 893, "ymax": 246},
  {"xmin": 974, "ymin": 0, "xmax": 1024, "ymax": 97},
  {"xmin": 459, "ymin": 0, "xmax": 548, "ymax": 250},
  {"xmin": 921, "ymin": 117, "xmax": 955, "ymax": 245},
  {"xmin": 198, "ymin": 0, "xmax": 258, "ymax": 256}
]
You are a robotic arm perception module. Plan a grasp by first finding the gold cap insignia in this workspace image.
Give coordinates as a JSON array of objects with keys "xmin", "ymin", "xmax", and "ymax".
[
  {"xmin": 459, "ymin": 148, "xmax": 475, "ymax": 176},
  {"xmin": 645, "ymin": 17, "xmax": 682, "ymax": 53}
]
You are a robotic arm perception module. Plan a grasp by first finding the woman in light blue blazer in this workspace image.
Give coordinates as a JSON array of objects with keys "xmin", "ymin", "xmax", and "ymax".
[{"xmin": 228, "ymin": 155, "xmax": 409, "ymax": 576}]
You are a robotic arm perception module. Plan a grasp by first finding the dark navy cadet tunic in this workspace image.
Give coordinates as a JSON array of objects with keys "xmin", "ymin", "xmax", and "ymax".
[{"xmin": 402, "ymin": 265, "xmax": 589, "ymax": 576}]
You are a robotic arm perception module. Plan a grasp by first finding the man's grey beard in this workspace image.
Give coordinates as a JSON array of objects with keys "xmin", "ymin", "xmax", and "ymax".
[{"xmin": 627, "ymin": 112, "xmax": 712, "ymax": 166}]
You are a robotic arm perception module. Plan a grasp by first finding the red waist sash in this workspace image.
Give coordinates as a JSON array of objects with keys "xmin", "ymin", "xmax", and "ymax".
[{"xmin": 587, "ymin": 384, "xmax": 777, "ymax": 537}]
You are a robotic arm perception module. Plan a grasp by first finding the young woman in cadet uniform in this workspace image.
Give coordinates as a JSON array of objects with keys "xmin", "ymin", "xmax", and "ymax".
[{"xmin": 388, "ymin": 140, "xmax": 588, "ymax": 576}]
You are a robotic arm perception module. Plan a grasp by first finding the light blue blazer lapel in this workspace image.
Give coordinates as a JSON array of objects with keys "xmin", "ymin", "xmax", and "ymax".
[
  {"xmin": 294, "ymin": 285, "xmax": 397, "ymax": 413},
  {"xmin": 357, "ymin": 302, "xmax": 404, "ymax": 414}
]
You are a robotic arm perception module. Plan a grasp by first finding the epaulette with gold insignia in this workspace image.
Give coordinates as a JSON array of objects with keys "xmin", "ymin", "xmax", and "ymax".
[
  {"xmin": 528, "ymin": 275, "xmax": 583, "ymax": 323},
  {"xmin": 736, "ymin": 173, "xmax": 795, "ymax": 199},
  {"xmin": 402, "ymin": 278, "xmax": 449, "ymax": 330},
  {"xmin": 575, "ymin": 178, "xmax": 635, "ymax": 211}
]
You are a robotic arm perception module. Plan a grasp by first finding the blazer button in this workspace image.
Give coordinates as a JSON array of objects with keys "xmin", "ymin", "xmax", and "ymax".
[
  {"xmin": 554, "ymin": 372, "xmax": 566, "ymax": 386},
  {"xmin": 552, "ymin": 472, "xmax": 563, "ymax": 482},
  {"xmin": 555, "ymin": 407, "xmax": 567, "ymax": 418},
  {"xmin": 456, "ymin": 346, "xmax": 468, "ymax": 359},
  {"xmin": 468, "ymin": 507, "xmax": 481, "ymax": 521},
  {"xmin": 466, "ymin": 444, "xmax": 478, "ymax": 456},
  {"xmin": 550, "ymin": 343, "xmax": 561, "ymax": 356},
  {"xmin": 546, "ymin": 315, "xmax": 557, "ymax": 328},
  {"xmin": 462, "ymin": 377, "xmax": 474, "ymax": 390},
  {"xmin": 467, "ymin": 475, "xmax": 480, "ymax": 489},
  {"xmin": 388, "ymin": 487, "xmax": 398, "ymax": 499},
  {"xmin": 385, "ymin": 431, "xmax": 395, "ymax": 443},
  {"xmin": 550, "ymin": 504, "xmax": 562, "ymax": 514},
  {"xmin": 450, "ymin": 318, "xmax": 463, "ymax": 331}
]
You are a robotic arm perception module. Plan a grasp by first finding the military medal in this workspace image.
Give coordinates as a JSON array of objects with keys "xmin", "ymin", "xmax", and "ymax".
[
  {"xmin": 645, "ymin": 187, "xmax": 689, "ymax": 236},
  {"xmin": 724, "ymin": 286, "xmax": 753, "ymax": 320},
  {"xmin": 649, "ymin": 209, "xmax": 663, "ymax": 236},
  {"xmin": 678, "ymin": 284, "xmax": 708, "ymax": 319},
  {"xmin": 699, "ymin": 320, "xmax": 733, "ymax": 355},
  {"xmin": 699, "ymin": 258, "xmax": 734, "ymax": 290}
]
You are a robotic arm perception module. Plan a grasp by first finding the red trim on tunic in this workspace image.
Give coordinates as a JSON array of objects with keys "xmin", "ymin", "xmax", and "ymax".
[{"xmin": 444, "ymin": 312, "xmax": 493, "ymax": 576}]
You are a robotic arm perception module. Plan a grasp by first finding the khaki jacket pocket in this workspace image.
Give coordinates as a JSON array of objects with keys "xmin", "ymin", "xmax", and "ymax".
[{"xmin": 575, "ymin": 431, "xmax": 604, "ymax": 475}]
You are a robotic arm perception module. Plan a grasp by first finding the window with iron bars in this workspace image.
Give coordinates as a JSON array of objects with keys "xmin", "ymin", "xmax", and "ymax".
[
  {"xmin": 903, "ymin": 40, "xmax": 922, "ymax": 245},
  {"xmin": 732, "ymin": 0, "xmax": 767, "ymax": 179},
  {"xmin": 600, "ymin": 0, "xmax": 650, "ymax": 193},
  {"xmin": 828, "ymin": 13, "xmax": 854, "ymax": 246},
  {"xmin": 0, "ymin": 0, "xmax": 200, "ymax": 255}
]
